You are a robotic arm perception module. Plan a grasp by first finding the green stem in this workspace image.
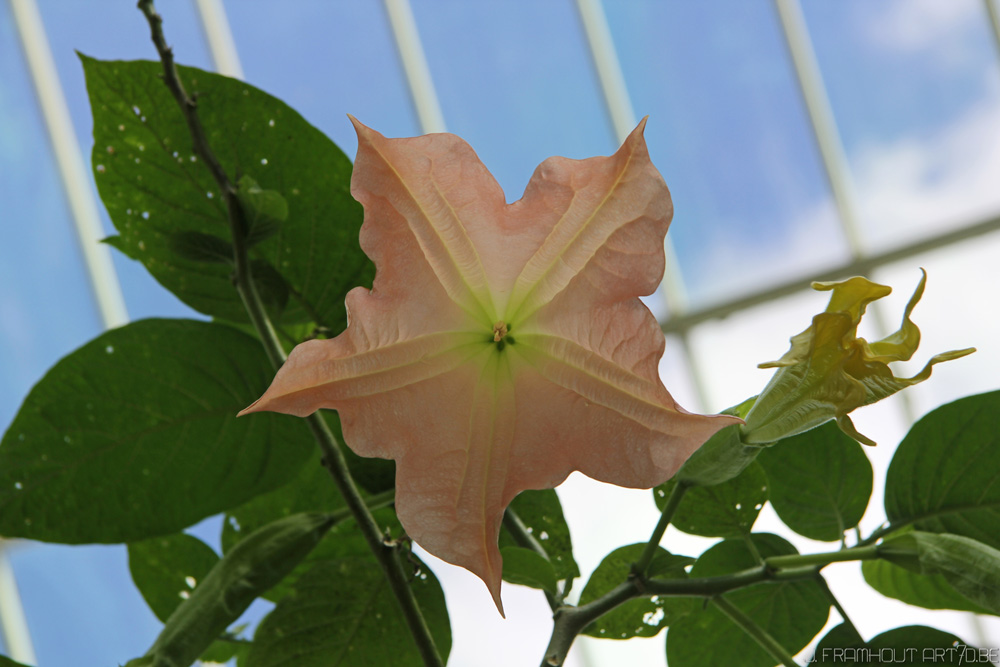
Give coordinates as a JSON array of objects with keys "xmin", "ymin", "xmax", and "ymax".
[
  {"xmin": 765, "ymin": 545, "xmax": 878, "ymax": 569},
  {"xmin": 539, "ymin": 543, "xmax": 883, "ymax": 666},
  {"xmin": 712, "ymin": 596, "xmax": 799, "ymax": 667},
  {"xmin": 328, "ymin": 488, "xmax": 397, "ymax": 524},
  {"xmin": 136, "ymin": 3, "xmax": 443, "ymax": 665},
  {"xmin": 742, "ymin": 532, "xmax": 764, "ymax": 563},
  {"xmin": 635, "ymin": 481, "xmax": 689, "ymax": 574},
  {"xmin": 503, "ymin": 509, "xmax": 559, "ymax": 611}
]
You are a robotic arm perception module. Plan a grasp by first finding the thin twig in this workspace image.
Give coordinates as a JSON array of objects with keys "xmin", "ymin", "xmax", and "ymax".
[
  {"xmin": 538, "ymin": 543, "xmax": 880, "ymax": 666},
  {"xmin": 634, "ymin": 480, "xmax": 689, "ymax": 575},
  {"xmin": 135, "ymin": 3, "xmax": 443, "ymax": 664},
  {"xmin": 712, "ymin": 595, "xmax": 799, "ymax": 667},
  {"xmin": 503, "ymin": 508, "xmax": 559, "ymax": 611}
]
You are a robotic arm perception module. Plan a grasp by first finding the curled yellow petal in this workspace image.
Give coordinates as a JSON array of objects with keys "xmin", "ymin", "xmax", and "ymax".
[{"xmin": 743, "ymin": 270, "xmax": 974, "ymax": 446}]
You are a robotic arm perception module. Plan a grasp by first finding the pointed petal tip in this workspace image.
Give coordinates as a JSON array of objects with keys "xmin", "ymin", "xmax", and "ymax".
[
  {"xmin": 236, "ymin": 399, "xmax": 262, "ymax": 418},
  {"xmin": 488, "ymin": 579, "xmax": 505, "ymax": 618},
  {"xmin": 348, "ymin": 114, "xmax": 377, "ymax": 141}
]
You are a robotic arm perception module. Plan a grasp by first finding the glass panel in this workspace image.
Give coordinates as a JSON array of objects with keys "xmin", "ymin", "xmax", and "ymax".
[
  {"xmin": 871, "ymin": 232, "xmax": 1000, "ymax": 418},
  {"xmin": 38, "ymin": 0, "xmax": 213, "ymax": 321},
  {"xmin": 0, "ymin": 3, "xmax": 103, "ymax": 431},
  {"xmin": 802, "ymin": 0, "xmax": 1000, "ymax": 250},
  {"xmin": 6, "ymin": 5, "xmax": 215, "ymax": 666},
  {"xmin": 605, "ymin": 1, "xmax": 849, "ymax": 308},
  {"xmin": 7, "ymin": 544, "xmax": 160, "ymax": 667},
  {"xmin": 225, "ymin": 0, "xmax": 420, "ymax": 157},
  {"xmin": 411, "ymin": 0, "xmax": 615, "ymax": 199}
]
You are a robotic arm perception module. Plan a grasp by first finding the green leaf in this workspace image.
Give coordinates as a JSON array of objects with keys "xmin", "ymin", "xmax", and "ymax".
[
  {"xmin": 878, "ymin": 531, "xmax": 1000, "ymax": 615},
  {"xmin": 0, "ymin": 319, "xmax": 313, "ymax": 543},
  {"xmin": 221, "ymin": 414, "xmax": 393, "ymax": 552},
  {"xmin": 322, "ymin": 412, "xmax": 395, "ymax": 496},
  {"xmin": 237, "ymin": 175, "xmax": 287, "ymax": 247},
  {"xmin": 579, "ymin": 544, "xmax": 696, "ymax": 639},
  {"xmin": 0, "ymin": 656, "xmax": 32, "ymax": 667},
  {"xmin": 757, "ymin": 421, "xmax": 872, "ymax": 541},
  {"xmin": 500, "ymin": 546, "xmax": 558, "ymax": 595},
  {"xmin": 128, "ymin": 532, "xmax": 220, "ymax": 622},
  {"xmin": 654, "ymin": 461, "xmax": 768, "ymax": 538},
  {"xmin": 246, "ymin": 538, "xmax": 451, "ymax": 666},
  {"xmin": 885, "ymin": 391, "xmax": 1000, "ymax": 550},
  {"xmin": 82, "ymin": 55, "xmax": 372, "ymax": 330},
  {"xmin": 813, "ymin": 624, "xmax": 974, "ymax": 665},
  {"xmin": 862, "ymin": 559, "xmax": 989, "ymax": 614},
  {"xmin": 665, "ymin": 534, "xmax": 829, "ymax": 667},
  {"xmin": 220, "ymin": 451, "xmax": 349, "ymax": 603},
  {"xmin": 199, "ymin": 634, "xmax": 250, "ymax": 665},
  {"xmin": 499, "ymin": 489, "xmax": 579, "ymax": 581},
  {"xmin": 140, "ymin": 513, "xmax": 335, "ymax": 667},
  {"xmin": 166, "ymin": 230, "xmax": 234, "ymax": 264},
  {"xmin": 674, "ymin": 397, "xmax": 762, "ymax": 487}
]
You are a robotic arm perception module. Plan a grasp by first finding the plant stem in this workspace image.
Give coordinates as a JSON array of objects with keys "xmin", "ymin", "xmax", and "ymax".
[
  {"xmin": 503, "ymin": 508, "xmax": 559, "ymax": 610},
  {"xmin": 538, "ymin": 543, "xmax": 883, "ymax": 666},
  {"xmin": 635, "ymin": 481, "xmax": 689, "ymax": 574},
  {"xmin": 712, "ymin": 595, "xmax": 799, "ymax": 667},
  {"xmin": 765, "ymin": 545, "xmax": 878, "ymax": 569},
  {"xmin": 815, "ymin": 575, "xmax": 864, "ymax": 643},
  {"xmin": 742, "ymin": 532, "xmax": 764, "ymax": 563},
  {"xmin": 136, "ymin": 3, "xmax": 443, "ymax": 665},
  {"xmin": 327, "ymin": 488, "xmax": 397, "ymax": 524}
]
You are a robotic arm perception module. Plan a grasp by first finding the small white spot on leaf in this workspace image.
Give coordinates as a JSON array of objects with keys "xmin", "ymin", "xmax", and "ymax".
[{"xmin": 642, "ymin": 607, "xmax": 664, "ymax": 626}]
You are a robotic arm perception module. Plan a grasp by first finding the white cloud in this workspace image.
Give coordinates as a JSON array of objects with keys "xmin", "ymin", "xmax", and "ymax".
[
  {"xmin": 852, "ymin": 80, "xmax": 1000, "ymax": 250},
  {"xmin": 863, "ymin": 0, "xmax": 985, "ymax": 54}
]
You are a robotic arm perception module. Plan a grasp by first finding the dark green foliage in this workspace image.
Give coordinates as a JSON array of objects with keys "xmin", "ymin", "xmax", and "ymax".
[
  {"xmin": 500, "ymin": 546, "xmax": 558, "ymax": 595},
  {"xmin": 878, "ymin": 531, "xmax": 1000, "ymax": 615},
  {"xmin": 665, "ymin": 534, "xmax": 829, "ymax": 667},
  {"xmin": 0, "ymin": 319, "xmax": 313, "ymax": 543},
  {"xmin": 655, "ymin": 461, "xmax": 768, "ymax": 538},
  {"xmin": 82, "ymin": 55, "xmax": 373, "ymax": 330},
  {"xmin": 246, "ymin": 511, "xmax": 451, "ymax": 667},
  {"xmin": 885, "ymin": 391, "xmax": 1000, "ymax": 550},
  {"xmin": 673, "ymin": 396, "xmax": 761, "ymax": 487},
  {"xmin": 499, "ymin": 488, "xmax": 579, "ymax": 581},
  {"xmin": 128, "ymin": 532, "xmax": 221, "ymax": 622},
  {"xmin": 758, "ymin": 421, "xmax": 873, "ymax": 541},
  {"xmin": 0, "ymin": 656, "xmax": 32, "ymax": 667},
  {"xmin": 138, "ymin": 513, "xmax": 336, "ymax": 667},
  {"xmin": 862, "ymin": 559, "xmax": 989, "ymax": 614},
  {"xmin": 579, "ymin": 544, "xmax": 696, "ymax": 639}
]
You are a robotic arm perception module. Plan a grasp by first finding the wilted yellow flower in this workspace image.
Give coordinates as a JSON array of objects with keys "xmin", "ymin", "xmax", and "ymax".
[{"xmin": 741, "ymin": 270, "xmax": 974, "ymax": 446}]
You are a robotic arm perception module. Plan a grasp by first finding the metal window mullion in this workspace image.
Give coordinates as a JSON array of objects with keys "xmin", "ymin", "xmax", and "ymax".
[
  {"xmin": 0, "ymin": 548, "xmax": 36, "ymax": 665},
  {"xmin": 986, "ymin": 0, "xmax": 1000, "ymax": 58},
  {"xmin": 576, "ymin": 0, "xmax": 688, "ymax": 318},
  {"xmin": 576, "ymin": 0, "xmax": 713, "ymax": 411},
  {"xmin": 384, "ymin": 0, "xmax": 446, "ymax": 134},
  {"xmin": 9, "ymin": 0, "xmax": 129, "ymax": 331},
  {"xmin": 193, "ymin": 0, "xmax": 244, "ymax": 80},
  {"xmin": 773, "ymin": 0, "xmax": 918, "ymax": 423},
  {"xmin": 774, "ymin": 0, "xmax": 865, "ymax": 260}
]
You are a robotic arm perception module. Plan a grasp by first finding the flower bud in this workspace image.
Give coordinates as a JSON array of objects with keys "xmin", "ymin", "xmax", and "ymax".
[{"xmin": 741, "ymin": 270, "xmax": 974, "ymax": 446}]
